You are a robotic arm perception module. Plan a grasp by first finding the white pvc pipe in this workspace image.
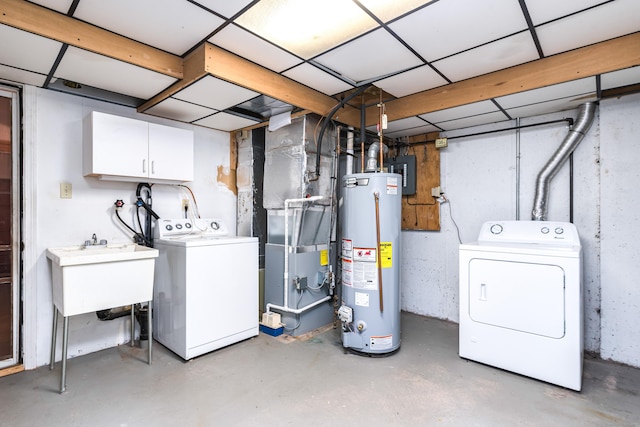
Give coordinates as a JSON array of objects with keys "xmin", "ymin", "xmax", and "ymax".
[
  {"xmin": 282, "ymin": 196, "xmax": 323, "ymax": 309},
  {"xmin": 267, "ymin": 295, "xmax": 331, "ymax": 315}
]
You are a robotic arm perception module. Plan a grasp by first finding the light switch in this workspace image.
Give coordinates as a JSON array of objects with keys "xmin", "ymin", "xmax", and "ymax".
[{"xmin": 60, "ymin": 183, "xmax": 72, "ymax": 199}]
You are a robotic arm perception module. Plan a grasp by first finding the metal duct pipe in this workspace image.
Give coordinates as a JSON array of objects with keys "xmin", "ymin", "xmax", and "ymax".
[
  {"xmin": 365, "ymin": 142, "xmax": 388, "ymax": 172},
  {"xmin": 531, "ymin": 102, "xmax": 597, "ymax": 221}
]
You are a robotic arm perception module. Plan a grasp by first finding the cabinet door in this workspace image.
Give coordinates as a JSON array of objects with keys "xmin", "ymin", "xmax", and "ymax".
[
  {"xmin": 87, "ymin": 112, "xmax": 149, "ymax": 178},
  {"xmin": 148, "ymin": 123, "xmax": 194, "ymax": 182}
]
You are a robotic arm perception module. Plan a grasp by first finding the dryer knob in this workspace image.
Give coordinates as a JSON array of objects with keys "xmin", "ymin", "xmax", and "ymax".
[
  {"xmin": 541, "ymin": 227, "xmax": 550, "ymax": 234},
  {"xmin": 211, "ymin": 221, "xmax": 220, "ymax": 230},
  {"xmin": 555, "ymin": 227, "xmax": 564, "ymax": 235}
]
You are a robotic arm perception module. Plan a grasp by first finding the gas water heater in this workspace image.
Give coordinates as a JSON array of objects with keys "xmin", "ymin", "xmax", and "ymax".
[{"xmin": 340, "ymin": 173, "xmax": 402, "ymax": 354}]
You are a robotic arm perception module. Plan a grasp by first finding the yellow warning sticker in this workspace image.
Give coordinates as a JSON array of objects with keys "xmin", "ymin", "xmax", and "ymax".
[
  {"xmin": 320, "ymin": 249, "xmax": 328, "ymax": 266},
  {"xmin": 380, "ymin": 242, "xmax": 392, "ymax": 268}
]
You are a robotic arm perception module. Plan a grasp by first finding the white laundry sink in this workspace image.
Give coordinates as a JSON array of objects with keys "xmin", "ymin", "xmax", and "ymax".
[{"xmin": 46, "ymin": 244, "xmax": 159, "ymax": 316}]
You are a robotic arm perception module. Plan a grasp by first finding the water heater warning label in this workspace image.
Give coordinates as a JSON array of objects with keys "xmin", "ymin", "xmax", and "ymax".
[
  {"xmin": 370, "ymin": 335, "xmax": 393, "ymax": 350},
  {"xmin": 387, "ymin": 177, "xmax": 398, "ymax": 195}
]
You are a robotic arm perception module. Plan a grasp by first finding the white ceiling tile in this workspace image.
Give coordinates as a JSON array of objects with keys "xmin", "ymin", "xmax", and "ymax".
[
  {"xmin": 358, "ymin": 0, "xmax": 435, "ymax": 23},
  {"xmin": 433, "ymin": 32, "xmax": 539, "ymax": 82},
  {"xmin": 28, "ymin": 0, "xmax": 74, "ymax": 13},
  {"xmin": 367, "ymin": 116, "xmax": 429, "ymax": 133},
  {"xmin": 601, "ymin": 66, "xmax": 640, "ymax": 90},
  {"xmin": 145, "ymin": 98, "xmax": 217, "ymax": 123},
  {"xmin": 283, "ymin": 63, "xmax": 353, "ymax": 96},
  {"xmin": 73, "ymin": 0, "xmax": 224, "ymax": 56},
  {"xmin": 0, "ymin": 64, "xmax": 47, "ymax": 87},
  {"xmin": 495, "ymin": 78, "xmax": 596, "ymax": 109},
  {"xmin": 0, "ymin": 25, "xmax": 62, "ymax": 74},
  {"xmin": 506, "ymin": 95, "xmax": 598, "ymax": 119},
  {"xmin": 235, "ymin": 0, "xmax": 377, "ymax": 59},
  {"xmin": 54, "ymin": 47, "xmax": 177, "ymax": 99},
  {"xmin": 420, "ymin": 100, "xmax": 498, "ymax": 123},
  {"xmin": 436, "ymin": 111, "xmax": 509, "ymax": 132},
  {"xmin": 194, "ymin": 111, "xmax": 259, "ymax": 131},
  {"xmin": 209, "ymin": 24, "xmax": 302, "ymax": 73},
  {"xmin": 525, "ymin": 0, "xmax": 604, "ymax": 25},
  {"xmin": 374, "ymin": 65, "xmax": 448, "ymax": 98},
  {"xmin": 192, "ymin": 0, "xmax": 254, "ymax": 18},
  {"xmin": 384, "ymin": 124, "xmax": 440, "ymax": 139},
  {"xmin": 314, "ymin": 28, "xmax": 422, "ymax": 83},
  {"xmin": 173, "ymin": 75, "xmax": 259, "ymax": 110},
  {"xmin": 537, "ymin": 0, "xmax": 640, "ymax": 56},
  {"xmin": 390, "ymin": 0, "xmax": 528, "ymax": 61}
]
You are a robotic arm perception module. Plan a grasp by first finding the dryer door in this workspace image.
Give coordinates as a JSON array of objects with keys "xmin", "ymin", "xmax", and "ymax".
[{"xmin": 467, "ymin": 258, "xmax": 565, "ymax": 338}]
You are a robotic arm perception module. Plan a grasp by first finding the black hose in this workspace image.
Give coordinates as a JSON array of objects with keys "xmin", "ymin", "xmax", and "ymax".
[{"xmin": 316, "ymin": 84, "xmax": 372, "ymax": 176}]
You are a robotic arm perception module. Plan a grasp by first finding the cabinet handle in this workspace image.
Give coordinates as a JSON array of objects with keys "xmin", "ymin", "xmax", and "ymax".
[
  {"xmin": 142, "ymin": 159, "xmax": 147, "ymax": 174},
  {"xmin": 151, "ymin": 160, "xmax": 155, "ymax": 175}
]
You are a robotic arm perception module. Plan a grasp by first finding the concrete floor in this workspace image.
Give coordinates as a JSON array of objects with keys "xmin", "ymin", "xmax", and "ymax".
[{"xmin": 1, "ymin": 312, "xmax": 639, "ymax": 426}]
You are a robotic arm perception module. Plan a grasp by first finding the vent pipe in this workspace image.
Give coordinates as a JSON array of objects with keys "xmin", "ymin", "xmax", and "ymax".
[
  {"xmin": 531, "ymin": 102, "xmax": 597, "ymax": 221},
  {"xmin": 365, "ymin": 142, "xmax": 388, "ymax": 172}
]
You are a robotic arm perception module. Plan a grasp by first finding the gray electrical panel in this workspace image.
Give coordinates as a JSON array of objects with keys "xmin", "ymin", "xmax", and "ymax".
[{"xmin": 387, "ymin": 155, "xmax": 417, "ymax": 195}]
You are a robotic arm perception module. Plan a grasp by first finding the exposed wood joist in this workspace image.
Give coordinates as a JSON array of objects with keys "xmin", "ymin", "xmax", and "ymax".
[
  {"xmin": 338, "ymin": 32, "xmax": 640, "ymax": 127},
  {"xmin": 0, "ymin": 0, "xmax": 183, "ymax": 79},
  {"xmin": 139, "ymin": 43, "xmax": 362, "ymax": 126}
]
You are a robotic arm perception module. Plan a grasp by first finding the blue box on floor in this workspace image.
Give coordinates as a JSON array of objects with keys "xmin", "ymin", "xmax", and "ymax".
[{"xmin": 259, "ymin": 323, "xmax": 284, "ymax": 337}]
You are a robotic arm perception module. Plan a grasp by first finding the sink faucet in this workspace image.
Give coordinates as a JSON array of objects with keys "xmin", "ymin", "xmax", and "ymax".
[
  {"xmin": 84, "ymin": 234, "xmax": 107, "ymax": 248},
  {"xmin": 92, "ymin": 233, "xmax": 97, "ymax": 245}
]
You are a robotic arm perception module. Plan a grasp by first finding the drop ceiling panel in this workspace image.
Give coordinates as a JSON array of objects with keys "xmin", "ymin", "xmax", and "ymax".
[
  {"xmin": 0, "ymin": 25, "xmax": 62, "ymax": 73},
  {"xmin": 374, "ymin": 65, "xmax": 448, "ymax": 98},
  {"xmin": 436, "ymin": 111, "xmax": 509, "ymax": 132},
  {"xmin": 434, "ymin": 32, "xmax": 539, "ymax": 83},
  {"xmin": 0, "ymin": 64, "xmax": 47, "ymax": 87},
  {"xmin": 173, "ymin": 76, "xmax": 259, "ymax": 111},
  {"xmin": 367, "ymin": 116, "xmax": 428, "ymax": 134},
  {"xmin": 283, "ymin": 63, "xmax": 354, "ymax": 96},
  {"xmin": 384, "ymin": 123, "xmax": 440, "ymax": 139},
  {"xmin": 235, "ymin": 0, "xmax": 377, "ymax": 59},
  {"xmin": 537, "ymin": 0, "xmax": 640, "ymax": 56},
  {"xmin": 420, "ymin": 100, "xmax": 498, "ymax": 124},
  {"xmin": 209, "ymin": 24, "xmax": 302, "ymax": 73},
  {"xmin": 314, "ymin": 28, "xmax": 423, "ymax": 83},
  {"xmin": 194, "ymin": 111, "xmax": 259, "ymax": 131},
  {"xmin": 390, "ymin": 0, "xmax": 528, "ymax": 62},
  {"xmin": 193, "ymin": 0, "xmax": 255, "ymax": 18},
  {"xmin": 145, "ymin": 97, "xmax": 217, "ymax": 123},
  {"xmin": 29, "ymin": 0, "xmax": 75, "ymax": 14},
  {"xmin": 495, "ymin": 78, "xmax": 596, "ymax": 109},
  {"xmin": 54, "ymin": 47, "xmax": 177, "ymax": 99},
  {"xmin": 359, "ymin": 0, "xmax": 435, "ymax": 23},
  {"xmin": 601, "ymin": 66, "xmax": 640, "ymax": 90},
  {"xmin": 73, "ymin": 0, "xmax": 225, "ymax": 56},
  {"xmin": 525, "ymin": 0, "xmax": 605, "ymax": 25},
  {"xmin": 506, "ymin": 95, "xmax": 598, "ymax": 119}
]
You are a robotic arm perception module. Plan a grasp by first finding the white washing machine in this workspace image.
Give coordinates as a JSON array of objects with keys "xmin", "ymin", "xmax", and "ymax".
[
  {"xmin": 459, "ymin": 220, "xmax": 583, "ymax": 391},
  {"xmin": 153, "ymin": 218, "xmax": 258, "ymax": 360}
]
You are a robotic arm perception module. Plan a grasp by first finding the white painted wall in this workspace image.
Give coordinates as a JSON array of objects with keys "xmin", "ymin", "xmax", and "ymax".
[
  {"xmin": 25, "ymin": 88, "xmax": 234, "ymax": 368},
  {"xmin": 401, "ymin": 94, "xmax": 640, "ymax": 368}
]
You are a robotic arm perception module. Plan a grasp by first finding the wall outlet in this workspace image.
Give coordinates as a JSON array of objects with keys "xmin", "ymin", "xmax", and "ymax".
[
  {"xmin": 182, "ymin": 199, "xmax": 189, "ymax": 209},
  {"xmin": 431, "ymin": 186, "xmax": 441, "ymax": 197}
]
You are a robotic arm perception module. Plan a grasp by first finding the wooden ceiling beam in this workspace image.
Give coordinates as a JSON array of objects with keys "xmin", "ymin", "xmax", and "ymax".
[
  {"xmin": 0, "ymin": 0, "xmax": 182, "ymax": 79},
  {"xmin": 200, "ymin": 43, "xmax": 360, "ymax": 126},
  {"xmin": 338, "ymin": 31, "xmax": 640, "ymax": 128}
]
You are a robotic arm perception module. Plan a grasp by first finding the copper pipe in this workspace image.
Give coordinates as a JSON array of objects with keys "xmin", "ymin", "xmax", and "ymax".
[
  {"xmin": 378, "ymin": 93, "xmax": 384, "ymax": 172},
  {"xmin": 361, "ymin": 142, "xmax": 365, "ymax": 172},
  {"xmin": 374, "ymin": 191, "xmax": 383, "ymax": 312}
]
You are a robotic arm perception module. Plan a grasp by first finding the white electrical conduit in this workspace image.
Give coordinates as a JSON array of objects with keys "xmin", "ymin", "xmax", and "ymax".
[
  {"xmin": 346, "ymin": 127, "xmax": 354, "ymax": 175},
  {"xmin": 267, "ymin": 196, "xmax": 324, "ymax": 316}
]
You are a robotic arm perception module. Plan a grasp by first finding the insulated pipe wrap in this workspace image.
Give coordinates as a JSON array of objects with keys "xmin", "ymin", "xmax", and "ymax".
[{"xmin": 531, "ymin": 102, "xmax": 597, "ymax": 221}]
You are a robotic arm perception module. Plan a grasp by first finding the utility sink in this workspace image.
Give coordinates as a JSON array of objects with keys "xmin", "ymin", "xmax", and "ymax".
[{"xmin": 46, "ymin": 243, "xmax": 159, "ymax": 316}]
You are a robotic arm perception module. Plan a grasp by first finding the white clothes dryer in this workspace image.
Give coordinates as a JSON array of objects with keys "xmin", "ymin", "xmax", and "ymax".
[{"xmin": 459, "ymin": 220, "xmax": 583, "ymax": 391}]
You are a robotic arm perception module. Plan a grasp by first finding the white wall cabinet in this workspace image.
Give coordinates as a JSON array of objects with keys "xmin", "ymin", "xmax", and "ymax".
[{"xmin": 84, "ymin": 111, "xmax": 193, "ymax": 182}]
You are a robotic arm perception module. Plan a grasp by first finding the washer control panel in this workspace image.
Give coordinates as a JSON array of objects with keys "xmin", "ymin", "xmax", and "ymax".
[
  {"xmin": 478, "ymin": 220, "xmax": 579, "ymax": 246},
  {"xmin": 155, "ymin": 218, "xmax": 229, "ymax": 239}
]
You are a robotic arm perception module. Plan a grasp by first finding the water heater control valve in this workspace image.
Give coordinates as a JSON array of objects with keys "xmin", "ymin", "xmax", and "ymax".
[{"xmin": 338, "ymin": 305, "xmax": 353, "ymax": 323}]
